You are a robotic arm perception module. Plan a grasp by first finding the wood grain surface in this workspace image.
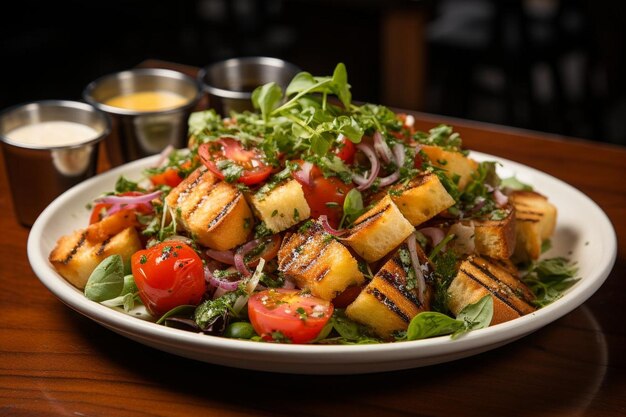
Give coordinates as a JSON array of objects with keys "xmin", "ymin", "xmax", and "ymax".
[{"xmin": 0, "ymin": 60, "xmax": 624, "ymax": 417}]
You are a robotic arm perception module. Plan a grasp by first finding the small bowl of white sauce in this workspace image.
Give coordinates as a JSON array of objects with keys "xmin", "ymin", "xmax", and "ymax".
[{"xmin": 0, "ymin": 100, "xmax": 111, "ymax": 226}]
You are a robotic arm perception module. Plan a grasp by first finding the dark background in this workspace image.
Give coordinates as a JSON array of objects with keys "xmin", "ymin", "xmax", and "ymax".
[{"xmin": 2, "ymin": 0, "xmax": 625, "ymax": 145}]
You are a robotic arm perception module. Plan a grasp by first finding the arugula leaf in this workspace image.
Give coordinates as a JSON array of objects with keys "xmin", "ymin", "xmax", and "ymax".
[
  {"xmin": 84, "ymin": 255, "xmax": 125, "ymax": 302},
  {"xmin": 332, "ymin": 62, "xmax": 351, "ymax": 109},
  {"xmin": 251, "ymin": 82, "xmax": 283, "ymax": 122}
]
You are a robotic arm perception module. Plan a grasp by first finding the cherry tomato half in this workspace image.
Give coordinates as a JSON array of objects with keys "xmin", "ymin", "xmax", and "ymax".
[
  {"xmin": 198, "ymin": 138, "xmax": 272, "ymax": 185},
  {"xmin": 131, "ymin": 241, "xmax": 206, "ymax": 317},
  {"xmin": 292, "ymin": 160, "xmax": 353, "ymax": 228},
  {"xmin": 248, "ymin": 288, "xmax": 334, "ymax": 343}
]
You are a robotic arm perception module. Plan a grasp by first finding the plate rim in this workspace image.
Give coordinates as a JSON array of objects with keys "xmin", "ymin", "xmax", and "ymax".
[{"xmin": 27, "ymin": 151, "xmax": 618, "ymax": 373}]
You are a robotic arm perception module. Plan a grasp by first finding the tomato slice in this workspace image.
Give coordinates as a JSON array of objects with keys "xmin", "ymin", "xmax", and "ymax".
[
  {"xmin": 334, "ymin": 135, "xmax": 356, "ymax": 164},
  {"xmin": 131, "ymin": 241, "xmax": 206, "ymax": 317},
  {"xmin": 88, "ymin": 191, "xmax": 154, "ymax": 224},
  {"xmin": 243, "ymin": 234, "xmax": 282, "ymax": 267},
  {"xmin": 292, "ymin": 160, "xmax": 353, "ymax": 228},
  {"xmin": 248, "ymin": 288, "xmax": 334, "ymax": 343},
  {"xmin": 197, "ymin": 138, "xmax": 272, "ymax": 185},
  {"xmin": 149, "ymin": 168, "xmax": 183, "ymax": 188}
]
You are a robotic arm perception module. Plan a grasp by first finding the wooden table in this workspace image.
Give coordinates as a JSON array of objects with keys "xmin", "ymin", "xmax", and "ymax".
[{"xmin": 1, "ymin": 60, "xmax": 625, "ymax": 417}]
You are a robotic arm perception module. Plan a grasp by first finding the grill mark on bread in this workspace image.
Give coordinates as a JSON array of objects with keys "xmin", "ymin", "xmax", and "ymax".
[
  {"xmin": 458, "ymin": 266, "xmax": 524, "ymax": 316},
  {"xmin": 350, "ymin": 203, "xmax": 390, "ymax": 233},
  {"xmin": 176, "ymin": 169, "xmax": 206, "ymax": 205},
  {"xmin": 469, "ymin": 259, "xmax": 536, "ymax": 307},
  {"xmin": 378, "ymin": 256, "xmax": 422, "ymax": 307},
  {"xmin": 378, "ymin": 268, "xmax": 421, "ymax": 307},
  {"xmin": 187, "ymin": 181, "xmax": 220, "ymax": 218},
  {"xmin": 62, "ymin": 231, "xmax": 87, "ymax": 264},
  {"xmin": 96, "ymin": 238, "xmax": 112, "ymax": 257},
  {"xmin": 314, "ymin": 266, "xmax": 331, "ymax": 282},
  {"xmin": 207, "ymin": 194, "xmax": 239, "ymax": 229},
  {"xmin": 296, "ymin": 237, "xmax": 331, "ymax": 272},
  {"xmin": 368, "ymin": 287, "xmax": 410, "ymax": 323}
]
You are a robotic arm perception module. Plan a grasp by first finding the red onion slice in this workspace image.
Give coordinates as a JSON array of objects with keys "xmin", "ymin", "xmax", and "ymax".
[
  {"xmin": 406, "ymin": 233, "xmax": 426, "ymax": 305},
  {"xmin": 352, "ymin": 143, "xmax": 380, "ymax": 190},
  {"xmin": 233, "ymin": 237, "xmax": 267, "ymax": 277},
  {"xmin": 293, "ymin": 161, "xmax": 313, "ymax": 186},
  {"xmin": 418, "ymin": 227, "xmax": 445, "ymax": 247},
  {"xmin": 319, "ymin": 215, "xmax": 347, "ymax": 236},
  {"xmin": 205, "ymin": 266, "xmax": 241, "ymax": 291},
  {"xmin": 392, "ymin": 143, "xmax": 406, "ymax": 168},
  {"xmin": 153, "ymin": 144, "xmax": 174, "ymax": 168},
  {"xmin": 377, "ymin": 170, "xmax": 401, "ymax": 188},
  {"xmin": 373, "ymin": 131, "xmax": 394, "ymax": 164},
  {"xmin": 493, "ymin": 188, "xmax": 509, "ymax": 207},
  {"xmin": 232, "ymin": 258, "xmax": 266, "ymax": 313},
  {"xmin": 205, "ymin": 249, "xmax": 236, "ymax": 265},
  {"xmin": 96, "ymin": 190, "xmax": 162, "ymax": 205}
]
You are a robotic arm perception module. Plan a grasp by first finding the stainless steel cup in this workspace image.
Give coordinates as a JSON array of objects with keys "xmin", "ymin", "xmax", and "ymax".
[
  {"xmin": 0, "ymin": 100, "xmax": 111, "ymax": 226},
  {"xmin": 198, "ymin": 56, "xmax": 301, "ymax": 116},
  {"xmin": 83, "ymin": 68, "xmax": 202, "ymax": 167}
]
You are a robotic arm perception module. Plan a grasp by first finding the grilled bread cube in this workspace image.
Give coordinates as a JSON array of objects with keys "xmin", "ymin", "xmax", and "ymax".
[
  {"xmin": 467, "ymin": 205, "xmax": 516, "ymax": 260},
  {"xmin": 388, "ymin": 173, "xmax": 456, "ymax": 226},
  {"xmin": 421, "ymin": 145, "xmax": 478, "ymax": 190},
  {"xmin": 448, "ymin": 255, "xmax": 536, "ymax": 325},
  {"xmin": 346, "ymin": 243, "xmax": 433, "ymax": 338},
  {"xmin": 249, "ymin": 179, "xmax": 311, "ymax": 234},
  {"xmin": 509, "ymin": 190, "xmax": 557, "ymax": 262},
  {"xmin": 165, "ymin": 167, "xmax": 253, "ymax": 251},
  {"xmin": 278, "ymin": 220, "xmax": 364, "ymax": 300},
  {"xmin": 49, "ymin": 210, "xmax": 143, "ymax": 289},
  {"xmin": 344, "ymin": 195, "xmax": 415, "ymax": 263}
]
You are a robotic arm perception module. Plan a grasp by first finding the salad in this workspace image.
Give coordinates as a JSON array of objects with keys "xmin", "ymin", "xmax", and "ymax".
[{"xmin": 48, "ymin": 63, "xmax": 579, "ymax": 344}]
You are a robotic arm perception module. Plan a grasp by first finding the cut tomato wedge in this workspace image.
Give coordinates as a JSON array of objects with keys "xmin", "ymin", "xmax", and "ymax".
[
  {"xmin": 198, "ymin": 138, "xmax": 272, "ymax": 185},
  {"xmin": 248, "ymin": 288, "xmax": 334, "ymax": 343}
]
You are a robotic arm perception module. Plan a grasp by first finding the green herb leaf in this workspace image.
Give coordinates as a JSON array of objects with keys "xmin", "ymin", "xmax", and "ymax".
[
  {"xmin": 406, "ymin": 311, "xmax": 465, "ymax": 340},
  {"xmin": 340, "ymin": 188, "xmax": 364, "ymax": 227},
  {"xmin": 115, "ymin": 176, "xmax": 140, "ymax": 193},
  {"xmin": 252, "ymin": 82, "xmax": 283, "ymax": 122},
  {"xmin": 454, "ymin": 294, "xmax": 493, "ymax": 338},
  {"xmin": 332, "ymin": 62, "xmax": 351, "ymax": 109},
  {"xmin": 84, "ymin": 255, "xmax": 125, "ymax": 302},
  {"xmin": 501, "ymin": 176, "xmax": 533, "ymax": 191},
  {"xmin": 522, "ymin": 257, "xmax": 580, "ymax": 307}
]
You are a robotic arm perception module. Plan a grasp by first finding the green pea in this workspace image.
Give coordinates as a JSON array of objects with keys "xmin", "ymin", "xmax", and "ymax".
[{"xmin": 224, "ymin": 321, "xmax": 256, "ymax": 339}]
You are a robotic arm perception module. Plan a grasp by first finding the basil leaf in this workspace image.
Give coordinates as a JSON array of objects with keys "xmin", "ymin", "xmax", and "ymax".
[
  {"xmin": 100, "ymin": 292, "xmax": 138, "ymax": 312},
  {"xmin": 120, "ymin": 274, "xmax": 138, "ymax": 296},
  {"xmin": 407, "ymin": 311, "xmax": 465, "ymax": 340},
  {"xmin": 251, "ymin": 82, "xmax": 283, "ymax": 122},
  {"xmin": 84, "ymin": 255, "xmax": 125, "ymax": 302},
  {"xmin": 455, "ymin": 294, "xmax": 493, "ymax": 337}
]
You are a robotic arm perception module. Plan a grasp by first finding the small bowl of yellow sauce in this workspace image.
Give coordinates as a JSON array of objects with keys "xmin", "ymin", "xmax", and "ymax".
[{"xmin": 83, "ymin": 68, "xmax": 201, "ymax": 166}]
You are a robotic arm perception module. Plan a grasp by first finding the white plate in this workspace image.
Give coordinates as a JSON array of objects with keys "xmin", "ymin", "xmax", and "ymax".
[{"xmin": 27, "ymin": 152, "xmax": 617, "ymax": 374}]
